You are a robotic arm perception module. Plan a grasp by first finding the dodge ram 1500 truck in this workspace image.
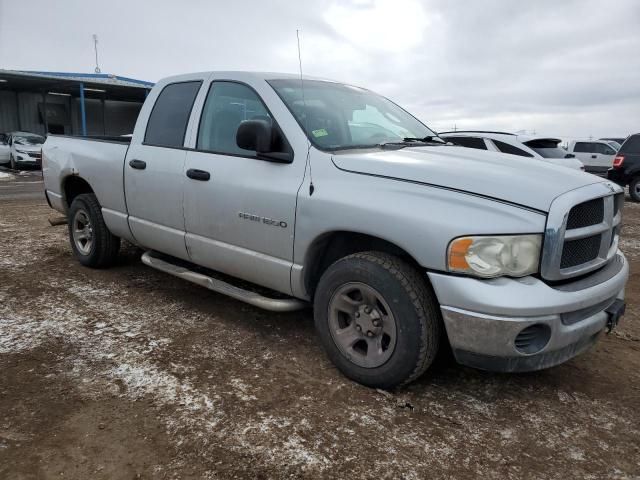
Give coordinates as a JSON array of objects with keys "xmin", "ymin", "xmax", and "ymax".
[{"xmin": 42, "ymin": 72, "xmax": 629, "ymax": 389}]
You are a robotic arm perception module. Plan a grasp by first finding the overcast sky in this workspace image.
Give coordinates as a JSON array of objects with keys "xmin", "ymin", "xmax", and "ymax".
[{"xmin": 1, "ymin": 0, "xmax": 639, "ymax": 138}]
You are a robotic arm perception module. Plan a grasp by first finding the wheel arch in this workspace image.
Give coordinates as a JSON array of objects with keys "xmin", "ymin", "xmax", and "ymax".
[
  {"xmin": 303, "ymin": 230, "xmax": 423, "ymax": 298},
  {"xmin": 62, "ymin": 175, "xmax": 95, "ymax": 209}
]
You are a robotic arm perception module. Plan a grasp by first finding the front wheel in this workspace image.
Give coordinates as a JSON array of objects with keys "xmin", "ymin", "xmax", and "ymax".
[
  {"xmin": 630, "ymin": 177, "xmax": 640, "ymax": 202},
  {"xmin": 314, "ymin": 252, "xmax": 442, "ymax": 389},
  {"xmin": 68, "ymin": 193, "xmax": 120, "ymax": 268}
]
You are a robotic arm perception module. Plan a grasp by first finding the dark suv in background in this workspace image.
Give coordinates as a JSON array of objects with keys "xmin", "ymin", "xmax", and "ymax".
[{"xmin": 608, "ymin": 133, "xmax": 640, "ymax": 201}]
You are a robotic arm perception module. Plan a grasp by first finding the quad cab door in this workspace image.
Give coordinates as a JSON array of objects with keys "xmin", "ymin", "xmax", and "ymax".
[
  {"xmin": 182, "ymin": 80, "xmax": 307, "ymax": 295},
  {"xmin": 124, "ymin": 79, "xmax": 204, "ymax": 260}
]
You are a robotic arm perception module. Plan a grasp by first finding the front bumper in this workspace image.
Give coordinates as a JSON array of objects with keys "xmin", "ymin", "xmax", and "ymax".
[{"xmin": 427, "ymin": 251, "xmax": 629, "ymax": 372}]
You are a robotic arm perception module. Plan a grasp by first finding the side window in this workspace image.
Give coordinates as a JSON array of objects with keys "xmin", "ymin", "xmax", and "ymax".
[
  {"xmin": 574, "ymin": 142, "xmax": 593, "ymax": 153},
  {"xmin": 620, "ymin": 135, "xmax": 640, "ymax": 154},
  {"xmin": 492, "ymin": 140, "xmax": 534, "ymax": 157},
  {"xmin": 446, "ymin": 136, "xmax": 487, "ymax": 150},
  {"xmin": 598, "ymin": 143, "xmax": 615, "ymax": 155},
  {"xmin": 197, "ymin": 81, "xmax": 280, "ymax": 156},
  {"xmin": 144, "ymin": 81, "xmax": 202, "ymax": 148}
]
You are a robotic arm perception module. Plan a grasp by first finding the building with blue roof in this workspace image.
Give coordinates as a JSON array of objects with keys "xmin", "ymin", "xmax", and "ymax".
[{"xmin": 0, "ymin": 70, "xmax": 154, "ymax": 136}]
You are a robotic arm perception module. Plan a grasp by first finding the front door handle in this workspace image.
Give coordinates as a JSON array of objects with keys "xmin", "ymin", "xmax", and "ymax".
[
  {"xmin": 129, "ymin": 159, "xmax": 147, "ymax": 170},
  {"xmin": 591, "ymin": 155, "xmax": 597, "ymax": 159},
  {"xmin": 186, "ymin": 168, "xmax": 210, "ymax": 181}
]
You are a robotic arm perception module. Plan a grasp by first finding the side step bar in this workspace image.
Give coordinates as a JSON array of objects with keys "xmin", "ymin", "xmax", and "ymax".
[{"xmin": 141, "ymin": 251, "xmax": 307, "ymax": 313}]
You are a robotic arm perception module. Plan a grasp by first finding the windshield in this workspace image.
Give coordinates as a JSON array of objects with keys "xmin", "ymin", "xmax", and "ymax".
[
  {"xmin": 268, "ymin": 79, "xmax": 436, "ymax": 150},
  {"xmin": 15, "ymin": 134, "xmax": 45, "ymax": 146},
  {"xmin": 530, "ymin": 147, "xmax": 569, "ymax": 158},
  {"xmin": 523, "ymin": 140, "xmax": 569, "ymax": 159}
]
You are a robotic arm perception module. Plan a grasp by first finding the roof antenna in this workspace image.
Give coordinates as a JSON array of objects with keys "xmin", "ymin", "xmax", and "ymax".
[
  {"xmin": 297, "ymin": 29, "xmax": 314, "ymax": 196},
  {"xmin": 93, "ymin": 34, "xmax": 102, "ymax": 74}
]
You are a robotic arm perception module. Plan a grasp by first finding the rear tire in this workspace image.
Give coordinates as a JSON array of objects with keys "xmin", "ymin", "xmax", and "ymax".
[
  {"xmin": 630, "ymin": 177, "xmax": 640, "ymax": 202},
  {"xmin": 313, "ymin": 251, "xmax": 442, "ymax": 389},
  {"xmin": 68, "ymin": 193, "xmax": 120, "ymax": 268}
]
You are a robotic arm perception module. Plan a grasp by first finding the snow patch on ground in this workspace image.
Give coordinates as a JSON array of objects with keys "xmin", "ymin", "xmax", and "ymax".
[{"xmin": 0, "ymin": 171, "xmax": 15, "ymax": 181}]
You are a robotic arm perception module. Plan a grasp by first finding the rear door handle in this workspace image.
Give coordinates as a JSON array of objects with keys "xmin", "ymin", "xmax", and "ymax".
[
  {"xmin": 186, "ymin": 168, "xmax": 210, "ymax": 181},
  {"xmin": 129, "ymin": 159, "xmax": 147, "ymax": 170}
]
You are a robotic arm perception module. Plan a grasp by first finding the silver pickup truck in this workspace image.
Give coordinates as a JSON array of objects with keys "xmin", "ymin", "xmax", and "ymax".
[{"xmin": 42, "ymin": 71, "xmax": 628, "ymax": 388}]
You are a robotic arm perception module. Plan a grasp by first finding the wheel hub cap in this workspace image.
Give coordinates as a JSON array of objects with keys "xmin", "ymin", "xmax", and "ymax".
[
  {"xmin": 328, "ymin": 282, "xmax": 397, "ymax": 368},
  {"xmin": 72, "ymin": 209, "xmax": 94, "ymax": 255}
]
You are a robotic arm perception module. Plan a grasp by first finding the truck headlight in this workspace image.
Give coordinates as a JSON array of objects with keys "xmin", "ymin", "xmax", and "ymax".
[{"xmin": 447, "ymin": 234, "xmax": 542, "ymax": 278}]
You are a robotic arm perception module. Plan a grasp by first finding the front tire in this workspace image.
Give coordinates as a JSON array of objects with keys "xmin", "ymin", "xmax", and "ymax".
[
  {"xmin": 314, "ymin": 252, "xmax": 442, "ymax": 389},
  {"xmin": 630, "ymin": 176, "xmax": 640, "ymax": 202},
  {"xmin": 68, "ymin": 193, "xmax": 120, "ymax": 268}
]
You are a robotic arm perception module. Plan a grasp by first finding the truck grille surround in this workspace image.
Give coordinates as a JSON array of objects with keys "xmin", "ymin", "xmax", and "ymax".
[{"xmin": 541, "ymin": 183, "xmax": 624, "ymax": 282}]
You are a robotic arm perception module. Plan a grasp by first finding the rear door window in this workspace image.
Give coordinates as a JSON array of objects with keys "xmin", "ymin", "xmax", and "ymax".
[
  {"xmin": 492, "ymin": 140, "xmax": 534, "ymax": 157},
  {"xmin": 446, "ymin": 136, "xmax": 487, "ymax": 150},
  {"xmin": 144, "ymin": 81, "xmax": 202, "ymax": 148},
  {"xmin": 620, "ymin": 134, "xmax": 640, "ymax": 154}
]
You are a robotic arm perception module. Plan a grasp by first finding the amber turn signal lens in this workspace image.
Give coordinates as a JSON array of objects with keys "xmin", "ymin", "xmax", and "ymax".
[{"xmin": 448, "ymin": 237, "xmax": 473, "ymax": 270}]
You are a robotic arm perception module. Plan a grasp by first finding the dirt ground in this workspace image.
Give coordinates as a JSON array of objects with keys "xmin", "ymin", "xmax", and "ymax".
[{"xmin": 1, "ymin": 172, "xmax": 639, "ymax": 479}]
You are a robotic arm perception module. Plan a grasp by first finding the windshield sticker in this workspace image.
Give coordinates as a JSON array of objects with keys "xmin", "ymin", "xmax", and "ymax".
[{"xmin": 312, "ymin": 128, "xmax": 328, "ymax": 138}]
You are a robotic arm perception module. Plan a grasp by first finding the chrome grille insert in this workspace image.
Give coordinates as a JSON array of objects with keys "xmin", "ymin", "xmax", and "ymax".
[{"xmin": 541, "ymin": 182, "xmax": 624, "ymax": 281}]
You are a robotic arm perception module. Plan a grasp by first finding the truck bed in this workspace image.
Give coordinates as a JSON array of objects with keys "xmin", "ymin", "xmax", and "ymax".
[{"xmin": 42, "ymin": 134, "xmax": 131, "ymax": 219}]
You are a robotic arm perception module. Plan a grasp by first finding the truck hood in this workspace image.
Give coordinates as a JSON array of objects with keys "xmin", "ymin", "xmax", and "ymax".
[{"xmin": 332, "ymin": 145, "xmax": 603, "ymax": 212}]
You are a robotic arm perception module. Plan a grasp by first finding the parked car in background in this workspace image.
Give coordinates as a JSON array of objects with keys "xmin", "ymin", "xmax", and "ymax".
[
  {"xmin": 0, "ymin": 133, "xmax": 9, "ymax": 165},
  {"xmin": 608, "ymin": 133, "xmax": 640, "ymax": 202},
  {"xmin": 7, "ymin": 131, "xmax": 45, "ymax": 169},
  {"xmin": 567, "ymin": 140, "xmax": 617, "ymax": 175},
  {"xmin": 439, "ymin": 131, "xmax": 584, "ymax": 170},
  {"xmin": 600, "ymin": 137, "xmax": 627, "ymax": 146},
  {"xmin": 41, "ymin": 71, "xmax": 628, "ymax": 388}
]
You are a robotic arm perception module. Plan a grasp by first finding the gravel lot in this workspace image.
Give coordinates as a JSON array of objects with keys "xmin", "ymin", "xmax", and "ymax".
[{"xmin": 1, "ymin": 170, "xmax": 639, "ymax": 479}]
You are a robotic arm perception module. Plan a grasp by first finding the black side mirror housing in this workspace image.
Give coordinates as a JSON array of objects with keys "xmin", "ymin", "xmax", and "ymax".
[{"xmin": 236, "ymin": 119, "xmax": 292, "ymax": 163}]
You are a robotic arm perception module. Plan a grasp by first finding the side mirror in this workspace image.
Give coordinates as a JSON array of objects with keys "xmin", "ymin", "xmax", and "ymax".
[
  {"xmin": 565, "ymin": 153, "xmax": 575, "ymax": 158},
  {"xmin": 236, "ymin": 119, "xmax": 292, "ymax": 163}
]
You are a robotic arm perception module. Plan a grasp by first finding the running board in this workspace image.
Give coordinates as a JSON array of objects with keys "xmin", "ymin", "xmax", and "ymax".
[{"xmin": 141, "ymin": 251, "xmax": 307, "ymax": 312}]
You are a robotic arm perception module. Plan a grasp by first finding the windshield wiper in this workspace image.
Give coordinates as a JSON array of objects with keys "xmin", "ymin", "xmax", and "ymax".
[
  {"xmin": 378, "ymin": 135, "xmax": 447, "ymax": 150},
  {"xmin": 402, "ymin": 136, "xmax": 447, "ymax": 144}
]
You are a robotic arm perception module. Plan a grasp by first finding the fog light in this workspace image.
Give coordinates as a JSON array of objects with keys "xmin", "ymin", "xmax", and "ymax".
[{"xmin": 514, "ymin": 324, "xmax": 551, "ymax": 354}]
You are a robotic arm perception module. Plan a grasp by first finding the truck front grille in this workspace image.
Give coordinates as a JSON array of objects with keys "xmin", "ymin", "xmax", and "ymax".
[
  {"xmin": 541, "ymin": 183, "xmax": 624, "ymax": 281},
  {"xmin": 560, "ymin": 234, "xmax": 602, "ymax": 269},
  {"xmin": 566, "ymin": 198, "xmax": 604, "ymax": 229}
]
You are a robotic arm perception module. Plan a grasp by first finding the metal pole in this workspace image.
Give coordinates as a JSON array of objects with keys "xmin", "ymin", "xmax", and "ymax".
[
  {"xmin": 42, "ymin": 91, "xmax": 49, "ymax": 134},
  {"xmin": 101, "ymin": 94, "xmax": 106, "ymax": 135},
  {"xmin": 15, "ymin": 92, "xmax": 21, "ymax": 130},
  {"xmin": 79, "ymin": 83, "xmax": 87, "ymax": 136}
]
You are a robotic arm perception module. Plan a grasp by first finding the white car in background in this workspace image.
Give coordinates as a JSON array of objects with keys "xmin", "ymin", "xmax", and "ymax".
[
  {"xmin": 6, "ymin": 131, "xmax": 45, "ymax": 169},
  {"xmin": 566, "ymin": 139, "xmax": 617, "ymax": 175},
  {"xmin": 0, "ymin": 134, "xmax": 9, "ymax": 165},
  {"xmin": 439, "ymin": 131, "xmax": 584, "ymax": 171}
]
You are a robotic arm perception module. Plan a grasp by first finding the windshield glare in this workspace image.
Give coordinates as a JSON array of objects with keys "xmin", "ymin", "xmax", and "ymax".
[
  {"xmin": 268, "ymin": 79, "xmax": 436, "ymax": 150},
  {"xmin": 15, "ymin": 135, "xmax": 45, "ymax": 145}
]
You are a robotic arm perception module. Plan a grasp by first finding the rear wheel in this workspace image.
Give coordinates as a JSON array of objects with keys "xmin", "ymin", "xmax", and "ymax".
[
  {"xmin": 314, "ymin": 251, "xmax": 442, "ymax": 389},
  {"xmin": 68, "ymin": 193, "xmax": 120, "ymax": 268},
  {"xmin": 630, "ymin": 177, "xmax": 640, "ymax": 202}
]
